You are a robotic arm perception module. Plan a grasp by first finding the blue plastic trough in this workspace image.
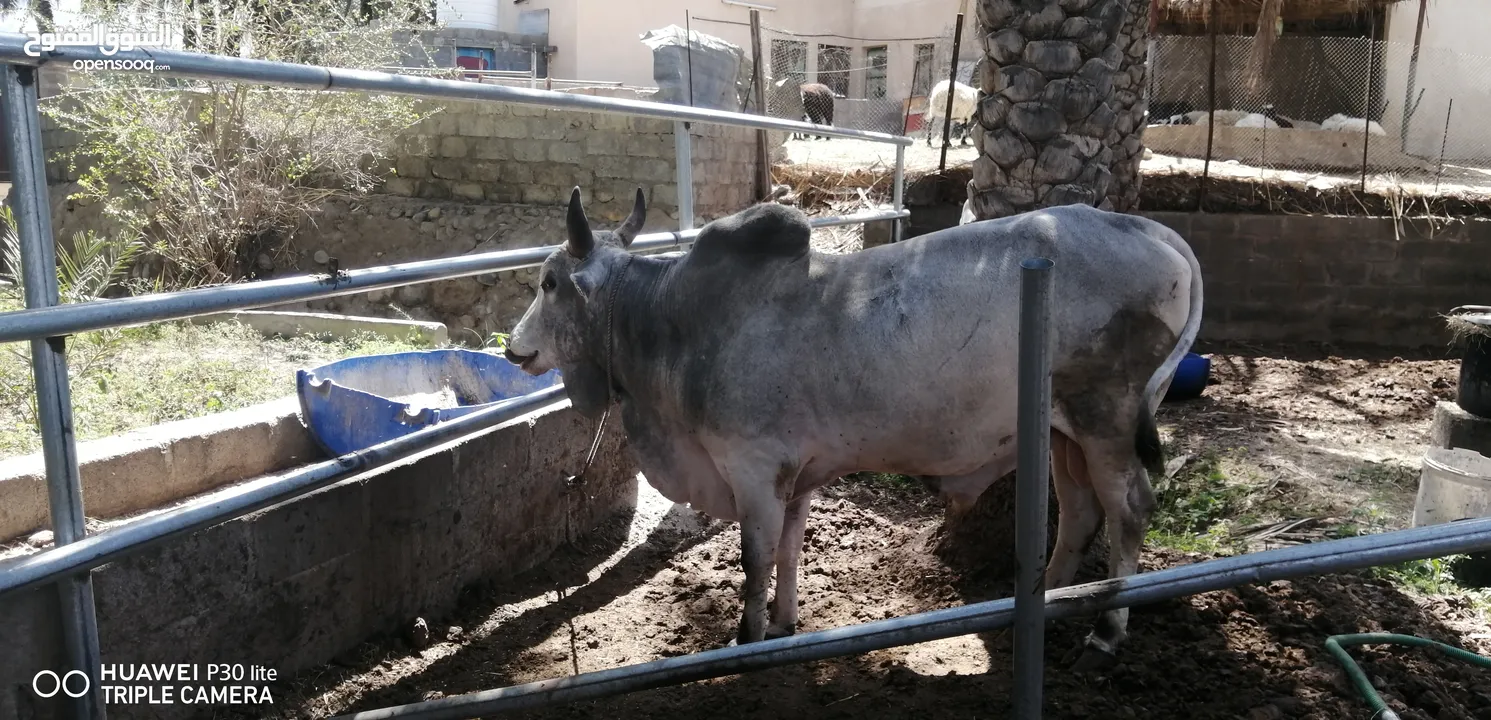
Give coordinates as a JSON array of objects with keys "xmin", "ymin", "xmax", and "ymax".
[
  {"xmin": 296, "ymin": 349, "xmax": 562, "ymax": 456},
  {"xmin": 1163, "ymin": 352, "xmax": 1212, "ymax": 403}
]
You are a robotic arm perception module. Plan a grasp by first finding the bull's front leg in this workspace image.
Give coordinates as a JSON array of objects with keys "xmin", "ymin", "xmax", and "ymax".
[
  {"xmin": 734, "ymin": 485, "xmax": 786, "ymax": 645},
  {"xmin": 767, "ymin": 490, "xmax": 813, "ymax": 639}
]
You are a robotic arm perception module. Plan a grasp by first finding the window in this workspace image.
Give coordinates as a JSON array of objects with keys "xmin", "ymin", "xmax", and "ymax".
[
  {"xmin": 865, "ymin": 45, "xmax": 888, "ymax": 99},
  {"xmin": 911, "ymin": 43, "xmax": 936, "ymax": 96},
  {"xmin": 771, "ymin": 38, "xmax": 807, "ymax": 82},
  {"xmin": 818, "ymin": 44, "xmax": 851, "ymax": 97}
]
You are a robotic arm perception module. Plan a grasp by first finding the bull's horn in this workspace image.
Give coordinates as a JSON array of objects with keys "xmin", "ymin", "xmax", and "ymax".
[
  {"xmin": 614, "ymin": 188, "xmax": 647, "ymax": 247},
  {"xmin": 565, "ymin": 186, "xmax": 594, "ymax": 258}
]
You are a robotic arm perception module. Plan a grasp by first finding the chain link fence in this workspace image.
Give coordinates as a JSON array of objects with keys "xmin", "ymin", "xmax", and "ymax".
[
  {"xmin": 664, "ymin": 16, "xmax": 973, "ymax": 140},
  {"xmin": 1146, "ymin": 34, "xmax": 1491, "ymax": 199},
  {"xmin": 761, "ymin": 25, "xmax": 979, "ymax": 138}
]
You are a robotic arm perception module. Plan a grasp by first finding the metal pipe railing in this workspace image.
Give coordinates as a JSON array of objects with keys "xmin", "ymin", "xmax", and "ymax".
[
  {"xmin": 0, "ymin": 386, "xmax": 568, "ymax": 600},
  {"xmin": 0, "ymin": 33, "xmax": 912, "ymax": 146},
  {"xmin": 0, "ymin": 210, "xmax": 904, "ymax": 344},
  {"xmin": 675, "ymin": 122, "xmax": 695, "ymax": 231},
  {"xmin": 892, "ymin": 144, "xmax": 906, "ymax": 242},
  {"xmin": 332, "ymin": 516, "xmax": 1491, "ymax": 720},
  {"xmin": 1013, "ymin": 258, "xmax": 1054, "ymax": 719},
  {"xmin": 1, "ymin": 63, "xmax": 105, "ymax": 720}
]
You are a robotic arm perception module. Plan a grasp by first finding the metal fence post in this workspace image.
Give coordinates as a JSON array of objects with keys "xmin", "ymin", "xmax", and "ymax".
[
  {"xmin": 675, "ymin": 121, "xmax": 695, "ymax": 231},
  {"xmin": 1013, "ymin": 257, "xmax": 1054, "ymax": 720},
  {"xmin": 0, "ymin": 63, "xmax": 106, "ymax": 720},
  {"xmin": 892, "ymin": 144, "xmax": 905, "ymax": 242}
]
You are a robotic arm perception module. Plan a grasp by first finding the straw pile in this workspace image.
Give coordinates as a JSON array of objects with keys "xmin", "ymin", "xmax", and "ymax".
[
  {"xmin": 771, "ymin": 163, "xmax": 898, "ymax": 209},
  {"xmin": 1446, "ymin": 311, "xmax": 1491, "ymax": 346}
]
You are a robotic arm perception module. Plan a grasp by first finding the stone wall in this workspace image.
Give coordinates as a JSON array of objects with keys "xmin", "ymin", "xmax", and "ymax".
[
  {"xmin": 262, "ymin": 195, "xmax": 575, "ymax": 340},
  {"xmin": 1142, "ymin": 212, "xmax": 1491, "ymax": 348},
  {"xmin": 1, "ymin": 403, "xmax": 637, "ymax": 720}
]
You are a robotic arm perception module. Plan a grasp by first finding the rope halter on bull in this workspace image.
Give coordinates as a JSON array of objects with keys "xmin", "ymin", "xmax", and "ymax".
[
  {"xmin": 563, "ymin": 254, "xmax": 631, "ymax": 488},
  {"xmin": 562, "ymin": 188, "xmax": 642, "ymax": 489}
]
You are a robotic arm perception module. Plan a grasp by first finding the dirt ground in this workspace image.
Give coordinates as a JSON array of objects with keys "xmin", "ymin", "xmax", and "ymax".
[{"xmin": 272, "ymin": 343, "xmax": 1491, "ymax": 720}]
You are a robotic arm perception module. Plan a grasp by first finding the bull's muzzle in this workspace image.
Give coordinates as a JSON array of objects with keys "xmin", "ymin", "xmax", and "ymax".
[{"xmin": 503, "ymin": 348, "xmax": 537, "ymax": 368}]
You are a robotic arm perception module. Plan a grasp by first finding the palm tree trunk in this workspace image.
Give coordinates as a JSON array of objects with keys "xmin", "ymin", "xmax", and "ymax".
[{"xmin": 966, "ymin": 0, "xmax": 1150, "ymax": 219}]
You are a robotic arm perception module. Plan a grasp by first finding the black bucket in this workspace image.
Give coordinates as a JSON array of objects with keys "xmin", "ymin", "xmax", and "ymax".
[{"xmin": 1451, "ymin": 307, "xmax": 1491, "ymax": 419}]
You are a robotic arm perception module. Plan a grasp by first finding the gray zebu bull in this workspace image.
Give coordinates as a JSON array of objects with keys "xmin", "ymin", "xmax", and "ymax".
[{"xmin": 505, "ymin": 187, "xmax": 1203, "ymax": 666}]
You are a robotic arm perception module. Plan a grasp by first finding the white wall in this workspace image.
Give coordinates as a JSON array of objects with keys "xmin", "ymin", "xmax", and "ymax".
[
  {"xmin": 497, "ymin": 0, "xmax": 977, "ymax": 98},
  {"xmin": 1382, "ymin": 0, "xmax": 1491, "ymax": 161}
]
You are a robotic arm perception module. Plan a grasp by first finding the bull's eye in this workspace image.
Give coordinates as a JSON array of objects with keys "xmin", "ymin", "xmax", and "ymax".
[{"xmin": 541, "ymin": 273, "xmax": 557, "ymax": 292}]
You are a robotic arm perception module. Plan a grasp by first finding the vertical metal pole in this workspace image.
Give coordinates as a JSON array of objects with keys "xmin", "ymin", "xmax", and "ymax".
[
  {"xmin": 892, "ymin": 144, "xmax": 905, "ymax": 242},
  {"xmin": 675, "ymin": 121, "xmax": 694, "ymax": 231},
  {"xmin": 685, "ymin": 13, "xmax": 696, "ymax": 109},
  {"xmin": 1012, "ymin": 256, "xmax": 1054, "ymax": 720},
  {"xmin": 749, "ymin": 9, "xmax": 770, "ymax": 202},
  {"xmin": 1, "ymin": 64, "xmax": 106, "ymax": 720},
  {"xmin": 938, "ymin": 3, "xmax": 967, "ymax": 173},
  {"xmin": 1399, "ymin": 0, "xmax": 1429, "ymax": 153},
  {"xmin": 1360, "ymin": 10, "xmax": 1377, "ymax": 195},
  {"xmin": 529, "ymin": 46, "xmax": 538, "ymax": 89},
  {"xmin": 1199, "ymin": 0, "xmax": 1217, "ymax": 212},
  {"xmin": 1434, "ymin": 98, "xmax": 1452, "ymax": 195}
]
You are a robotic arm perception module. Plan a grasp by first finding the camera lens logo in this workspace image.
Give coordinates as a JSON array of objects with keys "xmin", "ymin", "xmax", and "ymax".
[{"xmin": 32, "ymin": 670, "xmax": 91, "ymax": 698}]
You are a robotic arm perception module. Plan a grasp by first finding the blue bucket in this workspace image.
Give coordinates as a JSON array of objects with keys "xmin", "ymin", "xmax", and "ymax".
[
  {"xmin": 296, "ymin": 349, "xmax": 562, "ymax": 456},
  {"xmin": 1163, "ymin": 352, "xmax": 1211, "ymax": 403}
]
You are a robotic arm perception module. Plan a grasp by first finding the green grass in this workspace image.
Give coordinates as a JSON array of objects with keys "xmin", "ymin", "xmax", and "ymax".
[
  {"xmin": 1147, "ymin": 450, "xmax": 1266, "ymax": 554},
  {"xmin": 0, "ymin": 320, "xmax": 434, "ymax": 459},
  {"xmin": 1147, "ymin": 445, "xmax": 1490, "ymax": 622},
  {"xmin": 1371, "ymin": 556, "xmax": 1491, "ymax": 622}
]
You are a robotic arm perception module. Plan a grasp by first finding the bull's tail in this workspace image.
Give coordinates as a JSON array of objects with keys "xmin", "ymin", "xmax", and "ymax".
[{"xmin": 1135, "ymin": 224, "xmax": 1205, "ymax": 476}]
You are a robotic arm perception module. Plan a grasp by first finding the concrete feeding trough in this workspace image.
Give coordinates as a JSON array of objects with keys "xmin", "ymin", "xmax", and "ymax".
[{"xmin": 297, "ymin": 348, "xmax": 562, "ymax": 456}]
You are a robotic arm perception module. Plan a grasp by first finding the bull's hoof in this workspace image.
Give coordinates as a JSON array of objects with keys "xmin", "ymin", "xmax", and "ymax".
[
  {"xmin": 764, "ymin": 624, "xmax": 797, "ymax": 641},
  {"xmin": 1067, "ymin": 644, "xmax": 1119, "ymax": 674}
]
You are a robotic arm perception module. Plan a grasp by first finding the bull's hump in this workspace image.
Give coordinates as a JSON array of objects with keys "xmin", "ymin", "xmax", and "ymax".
[{"xmin": 686, "ymin": 203, "xmax": 811, "ymax": 267}]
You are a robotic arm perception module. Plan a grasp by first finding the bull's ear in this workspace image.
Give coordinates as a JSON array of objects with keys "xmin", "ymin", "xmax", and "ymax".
[
  {"xmin": 613, "ymin": 187, "xmax": 647, "ymax": 247},
  {"xmin": 569, "ymin": 261, "xmax": 608, "ymax": 302},
  {"xmin": 565, "ymin": 187, "xmax": 594, "ymax": 258}
]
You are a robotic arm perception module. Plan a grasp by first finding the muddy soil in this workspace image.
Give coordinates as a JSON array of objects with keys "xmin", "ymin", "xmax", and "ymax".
[{"xmin": 276, "ymin": 348, "xmax": 1491, "ymax": 720}]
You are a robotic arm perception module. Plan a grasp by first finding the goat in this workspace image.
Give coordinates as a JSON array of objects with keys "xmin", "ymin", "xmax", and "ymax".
[
  {"xmin": 924, "ymin": 79, "xmax": 978, "ymax": 147},
  {"xmin": 1321, "ymin": 113, "xmax": 1386, "ymax": 137}
]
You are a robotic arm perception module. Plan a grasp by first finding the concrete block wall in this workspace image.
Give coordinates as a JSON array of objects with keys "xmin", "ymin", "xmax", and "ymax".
[
  {"xmin": 1141, "ymin": 212, "xmax": 1491, "ymax": 348},
  {"xmin": 0, "ymin": 402, "xmax": 637, "ymax": 720},
  {"xmin": 383, "ymin": 91, "xmax": 767, "ymax": 225}
]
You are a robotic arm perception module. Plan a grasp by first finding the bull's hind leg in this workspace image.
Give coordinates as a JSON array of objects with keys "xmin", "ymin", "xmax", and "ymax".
[
  {"xmin": 1071, "ymin": 436, "xmax": 1158, "ymax": 670},
  {"xmin": 1046, "ymin": 431, "xmax": 1105, "ymax": 591},
  {"xmin": 768, "ymin": 490, "xmax": 813, "ymax": 639}
]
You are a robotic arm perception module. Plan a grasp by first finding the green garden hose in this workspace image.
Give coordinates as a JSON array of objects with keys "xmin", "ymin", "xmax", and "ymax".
[{"xmin": 1324, "ymin": 633, "xmax": 1491, "ymax": 720}]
